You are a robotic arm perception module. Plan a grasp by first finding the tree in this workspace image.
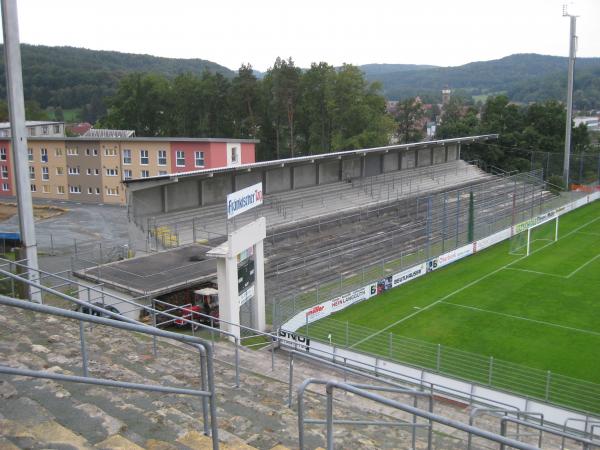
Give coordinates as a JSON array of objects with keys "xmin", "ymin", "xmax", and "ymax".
[
  {"xmin": 269, "ymin": 57, "xmax": 301, "ymax": 158},
  {"xmin": 230, "ymin": 64, "xmax": 260, "ymax": 139},
  {"xmin": 297, "ymin": 62, "xmax": 336, "ymax": 154},
  {"xmin": 395, "ymin": 97, "xmax": 425, "ymax": 144},
  {"xmin": 103, "ymin": 73, "xmax": 169, "ymax": 136}
]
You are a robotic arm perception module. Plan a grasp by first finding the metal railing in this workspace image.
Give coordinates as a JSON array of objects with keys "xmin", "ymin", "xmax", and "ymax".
[
  {"xmin": 298, "ymin": 379, "xmax": 541, "ymax": 450},
  {"xmin": 0, "ymin": 261, "xmax": 241, "ymax": 388},
  {"xmin": 298, "ymin": 316, "xmax": 600, "ymax": 415},
  {"xmin": 272, "ymin": 172, "xmax": 577, "ymax": 327},
  {"xmin": 4, "ymin": 257, "xmax": 599, "ymax": 447},
  {"xmin": 0, "ymin": 295, "xmax": 220, "ymax": 450}
]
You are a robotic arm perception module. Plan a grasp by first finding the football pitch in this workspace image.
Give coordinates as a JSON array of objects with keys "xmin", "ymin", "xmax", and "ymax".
[{"xmin": 307, "ymin": 199, "xmax": 600, "ymax": 409}]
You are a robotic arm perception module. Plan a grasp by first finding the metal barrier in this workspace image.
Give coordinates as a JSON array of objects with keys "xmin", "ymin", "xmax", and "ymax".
[
  {"xmin": 298, "ymin": 379, "xmax": 540, "ymax": 450},
  {"xmin": 0, "ymin": 262, "xmax": 241, "ymax": 388},
  {"xmin": 271, "ymin": 169, "xmax": 568, "ymax": 326},
  {"xmin": 499, "ymin": 417, "xmax": 600, "ymax": 450},
  {"xmin": 299, "ymin": 317, "xmax": 600, "ymax": 414},
  {"xmin": 0, "ymin": 295, "xmax": 219, "ymax": 450}
]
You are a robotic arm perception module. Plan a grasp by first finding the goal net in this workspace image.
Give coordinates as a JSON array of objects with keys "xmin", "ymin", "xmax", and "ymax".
[{"xmin": 510, "ymin": 215, "xmax": 559, "ymax": 256}]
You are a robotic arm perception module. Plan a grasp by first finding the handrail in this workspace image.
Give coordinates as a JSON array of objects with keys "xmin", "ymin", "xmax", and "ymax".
[
  {"xmin": 562, "ymin": 418, "xmax": 600, "ymax": 447},
  {"xmin": 298, "ymin": 379, "xmax": 539, "ymax": 450},
  {"xmin": 0, "ymin": 262, "xmax": 241, "ymax": 388},
  {"xmin": 297, "ymin": 378, "xmax": 434, "ymax": 450},
  {"xmin": 499, "ymin": 416, "xmax": 600, "ymax": 450},
  {"xmin": 468, "ymin": 407, "xmax": 544, "ymax": 449},
  {"xmin": 0, "ymin": 294, "xmax": 219, "ymax": 450}
]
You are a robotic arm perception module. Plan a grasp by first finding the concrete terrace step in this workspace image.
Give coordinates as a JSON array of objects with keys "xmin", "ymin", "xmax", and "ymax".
[{"xmin": 0, "ymin": 303, "xmax": 484, "ymax": 449}]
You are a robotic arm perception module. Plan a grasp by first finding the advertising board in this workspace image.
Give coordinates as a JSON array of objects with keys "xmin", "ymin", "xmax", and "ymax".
[{"xmin": 226, "ymin": 182, "xmax": 263, "ymax": 219}]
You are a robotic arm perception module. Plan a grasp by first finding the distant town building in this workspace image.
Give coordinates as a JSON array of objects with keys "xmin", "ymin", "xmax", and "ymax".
[
  {"xmin": 66, "ymin": 122, "xmax": 93, "ymax": 136},
  {"xmin": 441, "ymin": 86, "xmax": 451, "ymax": 105},
  {"xmin": 574, "ymin": 116, "xmax": 599, "ymax": 131},
  {"xmin": 0, "ymin": 130, "xmax": 257, "ymax": 205},
  {"xmin": 0, "ymin": 121, "xmax": 65, "ymax": 138}
]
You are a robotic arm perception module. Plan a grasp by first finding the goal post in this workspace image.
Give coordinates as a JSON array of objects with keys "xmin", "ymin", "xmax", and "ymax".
[{"xmin": 510, "ymin": 215, "xmax": 559, "ymax": 256}]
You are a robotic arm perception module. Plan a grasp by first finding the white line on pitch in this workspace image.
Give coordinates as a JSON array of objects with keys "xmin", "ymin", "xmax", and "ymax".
[
  {"xmin": 575, "ymin": 231, "xmax": 600, "ymax": 237},
  {"xmin": 503, "ymin": 267, "xmax": 566, "ymax": 278},
  {"xmin": 349, "ymin": 213, "xmax": 600, "ymax": 349},
  {"xmin": 441, "ymin": 302, "xmax": 600, "ymax": 337},
  {"xmin": 566, "ymin": 253, "xmax": 600, "ymax": 278}
]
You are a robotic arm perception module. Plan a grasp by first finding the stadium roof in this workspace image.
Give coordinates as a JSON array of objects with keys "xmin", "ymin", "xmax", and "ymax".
[{"xmin": 124, "ymin": 134, "xmax": 498, "ymax": 185}]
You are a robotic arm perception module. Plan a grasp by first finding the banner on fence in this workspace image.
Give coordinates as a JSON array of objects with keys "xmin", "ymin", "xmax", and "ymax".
[
  {"xmin": 436, "ymin": 244, "xmax": 473, "ymax": 269},
  {"xmin": 281, "ymin": 192, "xmax": 599, "ymax": 334}
]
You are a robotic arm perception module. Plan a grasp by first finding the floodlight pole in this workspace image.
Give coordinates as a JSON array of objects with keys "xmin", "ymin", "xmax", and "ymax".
[
  {"xmin": 562, "ymin": 6, "xmax": 577, "ymax": 190},
  {"xmin": 1, "ymin": 0, "xmax": 42, "ymax": 303}
]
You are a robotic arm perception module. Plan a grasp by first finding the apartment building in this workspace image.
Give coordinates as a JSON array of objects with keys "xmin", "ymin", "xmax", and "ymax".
[
  {"xmin": 0, "ymin": 121, "xmax": 65, "ymax": 138},
  {"xmin": 0, "ymin": 134, "xmax": 257, "ymax": 205}
]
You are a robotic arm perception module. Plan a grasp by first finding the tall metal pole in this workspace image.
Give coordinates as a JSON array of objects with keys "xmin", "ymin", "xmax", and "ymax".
[
  {"xmin": 1, "ymin": 0, "xmax": 42, "ymax": 303},
  {"xmin": 562, "ymin": 8, "xmax": 577, "ymax": 189}
]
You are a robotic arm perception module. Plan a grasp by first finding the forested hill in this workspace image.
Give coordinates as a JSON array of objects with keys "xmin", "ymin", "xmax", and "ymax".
[
  {"xmin": 0, "ymin": 44, "xmax": 234, "ymax": 111},
  {"xmin": 361, "ymin": 54, "xmax": 600, "ymax": 109}
]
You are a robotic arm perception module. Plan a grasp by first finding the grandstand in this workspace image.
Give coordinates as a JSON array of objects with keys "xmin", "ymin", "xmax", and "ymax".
[{"xmin": 5, "ymin": 135, "xmax": 600, "ymax": 449}]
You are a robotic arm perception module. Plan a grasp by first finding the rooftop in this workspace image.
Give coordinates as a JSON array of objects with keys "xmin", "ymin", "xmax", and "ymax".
[
  {"xmin": 0, "ymin": 120, "xmax": 64, "ymax": 129},
  {"xmin": 124, "ymin": 134, "xmax": 498, "ymax": 185},
  {"xmin": 74, "ymin": 244, "xmax": 218, "ymax": 296}
]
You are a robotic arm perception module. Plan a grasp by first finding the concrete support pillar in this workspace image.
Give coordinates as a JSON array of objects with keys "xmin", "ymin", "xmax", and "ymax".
[
  {"xmin": 208, "ymin": 217, "xmax": 266, "ymax": 342},
  {"xmin": 252, "ymin": 239, "xmax": 266, "ymax": 331},
  {"xmin": 214, "ymin": 254, "xmax": 241, "ymax": 340},
  {"xmin": 162, "ymin": 185, "xmax": 168, "ymax": 213}
]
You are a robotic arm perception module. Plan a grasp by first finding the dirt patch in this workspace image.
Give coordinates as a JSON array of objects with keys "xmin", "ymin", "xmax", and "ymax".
[{"xmin": 0, "ymin": 203, "xmax": 68, "ymax": 222}]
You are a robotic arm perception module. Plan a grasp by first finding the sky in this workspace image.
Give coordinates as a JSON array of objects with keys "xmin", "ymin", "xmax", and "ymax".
[{"xmin": 4, "ymin": 0, "xmax": 600, "ymax": 72}]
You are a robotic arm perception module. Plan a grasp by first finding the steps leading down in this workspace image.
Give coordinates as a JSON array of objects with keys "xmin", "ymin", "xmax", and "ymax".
[{"xmin": 0, "ymin": 301, "xmax": 549, "ymax": 450}]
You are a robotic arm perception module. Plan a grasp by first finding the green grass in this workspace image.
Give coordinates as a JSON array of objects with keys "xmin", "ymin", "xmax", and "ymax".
[{"xmin": 307, "ymin": 200, "xmax": 600, "ymax": 411}]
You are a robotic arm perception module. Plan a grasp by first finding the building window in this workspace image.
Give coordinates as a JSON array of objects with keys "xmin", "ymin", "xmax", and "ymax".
[
  {"xmin": 69, "ymin": 185, "xmax": 81, "ymax": 194},
  {"xmin": 158, "ymin": 170, "xmax": 168, "ymax": 176},
  {"xmin": 29, "ymin": 128, "xmax": 36, "ymax": 137},
  {"xmin": 67, "ymin": 147, "xmax": 78, "ymax": 156},
  {"xmin": 1, "ymin": 166, "xmax": 8, "ymax": 179},
  {"xmin": 55, "ymin": 148, "xmax": 63, "ymax": 156},
  {"xmin": 56, "ymin": 167, "xmax": 64, "ymax": 175},
  {"xmin": 86, "ymin": 168, "xmax": 92, "ymax": 175},
  {"xmin": 85, "ymin": 148, "xmax": 91, "ymax": 156},
  {"xmin": 28, "ymin": 148, "xmax": 33, "ymax": 161},
  {"xmin": 68, "ymin": 167, "xmax": 80, "ymax": 175},
  {"xmin": 158, "ymin": 150, "xmax": 167, "ymax": 166},
  {"xmin": 42, "ymin": 185, "xmax": 49, "ymax": 193},
  {"xmin": 29, "ymin": 166, "xmax": 35, "ymax": 180},
  {"xmin": 95, "ymin": 187, "xmax": 100, "ymax": 195},
  {"xmin": 123, "ymin": 149, "xmax": 132, "ymax": 164},
  {"xmin": 106, "ymin": 187, "xmax": 119, "ymax": 196},
  {"xmin": 57, "ymin": 185, "xmax": 65, "ymax": 194},
  {"xmin": 93, "ymin": 149, "xmax": 98, "ymax": 156},
  {"xmin": 1, "ymin": 148, "xmax": 7, "ymax": 161},
  {"xmin": 140, "ymin": 150, "xmax": 149, "ymax": 165},
  {"xmin": 195, "ymin": 151, "xmax": 205, "ymax": 167},
  {"xmin": 124, "ymin": 170, "xmax": 132, "ymax": 180},
  {"xmin": 42, "ymin": 167, "xmax": 49, "ymax": 181},
  {"xmin": 231, "ymin": 146, "xmax": 239, "ymax": 164},
  {"xmin": 176, "ymin": 150, "xmax": 185, "ymax": 167},
  {"xmin": 2, "ymin": 183, "xmax": 8, "ymax": 191},
  {"xmin": 106, "ymin": 168, "xmax": 118, "ymax": 176},
  {"xmin": 42, "ymin": 126, "xmax": 48, "ymax": 135},
  {"xmin": 94, "ymin": 168, "xmax": 99, "ymax": 175},
  {"xmin": 141, "ymin": 170, "xmax": 150, "ymax": 178},
  {"xmin": 53, "ymin": 124, "xmax": 60, "ymax": 134},
  {"xmin": 30, "ymin": 184, "xmax": 37, "ymax": 192},
  {"xmin": 41, "ymin": 148, "xmax": 48, "ymax": 163},
  {"xmin": 104, "ymin": 148, "xmax": 116, "ymax": 156},
  {"xmin": 87, "ymin": 187, "xmax": 93, "ymax": 194}
]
